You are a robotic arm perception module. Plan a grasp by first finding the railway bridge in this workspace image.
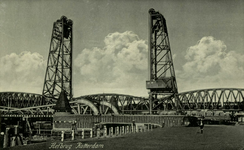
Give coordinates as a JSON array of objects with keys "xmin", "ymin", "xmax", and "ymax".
[
  {"xmin": 1, "ymin": 88, "xmax": 243, "ymax": 117},
  {"xmin": 0, "ymin": 9, "xmax": 243, "ymax": 134}
]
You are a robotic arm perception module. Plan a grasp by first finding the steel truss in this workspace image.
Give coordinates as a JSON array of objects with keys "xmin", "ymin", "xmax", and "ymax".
[
  {"xmin": 0, "ymin": 88, "xmax": 243, "ymax": 116},
  {"xmin": 76, "ymin": 94, "xmax": 149, "ymax": 115},
  {"xmin": 0, "ymin": 92, "xmax": 53, "ymax": 116},
  {"xmin": 177, "ymin": 88, "xmax": 244, "ymax": 111},
  {"xmin": 146, "ymin": 8, "xmax": 179, "ymax": 114},
  {"xmin": 147, "ymin": 8, "xmax": 177, "ymax": 89},
  {"xmin": 42, "ymin": 16, "xmax": 73, "ymax": 101}
]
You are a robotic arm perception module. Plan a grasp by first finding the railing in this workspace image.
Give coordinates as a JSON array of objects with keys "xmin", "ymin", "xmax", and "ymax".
[{"xmin": 53, "ymin": 114, "xmax": 184, "ymax": 129}]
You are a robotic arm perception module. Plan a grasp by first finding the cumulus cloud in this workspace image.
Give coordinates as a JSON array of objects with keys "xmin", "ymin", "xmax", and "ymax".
[
  {"xmin": 3, "ymin": 35, "xmax": 242, "ymax": 97},
  {"xmin": 74, "ymin": 31, "xmax": 148, "ymax": 96},
  {"xmin": 177, "ymin": 36, "xmax": 244, "ymax": 92},
  {"xmin": 0, "ymin": 51, "xmax": 46, "ymax": 93}
]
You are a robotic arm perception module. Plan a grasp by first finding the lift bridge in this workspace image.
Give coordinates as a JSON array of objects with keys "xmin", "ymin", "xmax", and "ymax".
[{"xmin": 0, "ymin": 9, "xmax": 243, "ymax": 129}]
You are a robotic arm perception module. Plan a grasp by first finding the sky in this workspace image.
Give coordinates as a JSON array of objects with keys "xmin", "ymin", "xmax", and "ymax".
[{"xmin": 0, "ymin": 0, "xmax": 243, "ymax": 97}]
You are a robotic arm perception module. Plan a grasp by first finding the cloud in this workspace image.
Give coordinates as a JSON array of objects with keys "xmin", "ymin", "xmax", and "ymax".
[
  {"xmin": 177, "ymin": 36, "xmax": 244, "ymax": 92},
  {"xmin": 74, "ymin": 31, "xmax": 148, "ymax": 96},
  {"xmin": 0, "ymin": 51, "xmax": 46, "ymax": 93},
  {"xmin": 2, "ymin": 35, "xmax": 242, "ymax": 97}
]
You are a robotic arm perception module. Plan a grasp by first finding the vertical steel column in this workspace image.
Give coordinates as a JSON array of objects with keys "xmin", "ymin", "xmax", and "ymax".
[
  {"xmin": 148, "ymin": 9, "xmax": 153, "ymax": 81},
  {"xmin": 149, "ymin": 93, "xmax": 153, "ymax": 115}
]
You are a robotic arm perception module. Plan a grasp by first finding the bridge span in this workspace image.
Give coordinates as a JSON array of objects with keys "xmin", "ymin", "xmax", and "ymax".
[{"xmin": 1, "ymin": 88, "xmax": 243, "ymax": 117}]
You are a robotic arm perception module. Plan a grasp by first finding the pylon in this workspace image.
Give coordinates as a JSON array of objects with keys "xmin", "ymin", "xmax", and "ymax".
[
  {"xmin": 42, "ymin": 16, "xmax": 73, "ymax": 101},
  {"xmin": 146, "ymin": 9, "xmax": 178, "ymax": 113}
]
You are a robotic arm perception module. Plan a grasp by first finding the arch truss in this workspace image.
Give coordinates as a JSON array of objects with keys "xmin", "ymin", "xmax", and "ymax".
[
  {"xmin": 177, "ymin": 88, "xmax": 244, "ymax": 111},
  {"xmin": 1, "ymin": 88, "xmax": 243, "ymax": 116},
  {"xmin": 77, "ymin": 94, "xmax": 150, "ymax": 114}
]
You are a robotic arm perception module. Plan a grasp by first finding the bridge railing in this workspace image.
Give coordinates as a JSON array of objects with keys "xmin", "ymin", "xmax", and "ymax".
[{"xmin": 53, "ymin": 114, "xmax": 184, "ymax": 130}]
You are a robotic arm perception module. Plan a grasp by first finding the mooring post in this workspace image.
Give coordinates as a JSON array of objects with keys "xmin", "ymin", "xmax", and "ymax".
[
  {"xmin": 116, "ymin": 126, "xmax": 118, "ymax": 136},
  {"xmin": 90, "ymin": 129, "xmax": 93, "ymax": 138},
  {"xmin": 71, "ymin": 130, "xmax": 74, "ymax": 140},
  {"xmin": 97, "ymin": 128, "xmax": 100, "ymax": 138},
  {"xmin": 118, "ymin": 126, "xmax": 120, "ymax": 135},
  {"xmin": 81, "ymin": 129, "xmax": 84, "ymax": 139},
  {"xmin": 111, "ymin": 127, "xmax": 113, "ymax": 136},
  {"xmin": 122, "ymin": 126, "xmax": 124, "ymax": 135},
  {"xmin": 61, "ymin": 131, "xmax": 64, "ymax": 142},
  {"xmin": 103, "ymin": 125, "xmax": 107, "ymax": 137}
]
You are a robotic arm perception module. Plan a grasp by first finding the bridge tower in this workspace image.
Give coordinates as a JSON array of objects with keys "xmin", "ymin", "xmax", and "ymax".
[
  {"xmin": 42, "ymin": 16, "xmax": 73, "ymax": 101},
  {"xmin": 146, "ymin": 9, "xmax": 178, "ymax": 114}
]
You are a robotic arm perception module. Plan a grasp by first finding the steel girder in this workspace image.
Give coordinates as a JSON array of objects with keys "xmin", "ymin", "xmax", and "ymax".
[
  {"xmin": 42, "ymin": 16, "xmax": 73, "ymax": 101},
  {"xmin": 0, "ymin": 92, "xmax": 54, "ymax": 116},
  {"xmin": 76, "ymin": 94, "xmax": 150, "ymax": 114},
  {"xmin": 177, "ymin": 88, "xmax": 244, "ymax": 111},
  {"xmin": 0, "ymin": 92, "xmax": 120, "ymax": 116},
  {"xmin": 1, "ymin": 88, "xmax": 243, "ymax": 116},
  {"xmin": 0, "ymin": 92, "xmax": 47, "ymax": 108}
]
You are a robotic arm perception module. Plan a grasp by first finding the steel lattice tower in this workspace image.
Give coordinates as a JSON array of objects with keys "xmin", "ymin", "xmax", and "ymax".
[
  {"xmin": 146, "ymin": 9, "xmax": 178, "ymax": 113},
  {"xmin": 42, "ymin": 16, "xmax": 73, "ymax": 101}
]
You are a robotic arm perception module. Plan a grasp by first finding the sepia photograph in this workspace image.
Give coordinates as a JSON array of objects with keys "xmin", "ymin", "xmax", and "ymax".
[{"xmin": 0, "ymin": 0, "xmax": 244, "ymax": 149}]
